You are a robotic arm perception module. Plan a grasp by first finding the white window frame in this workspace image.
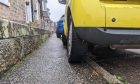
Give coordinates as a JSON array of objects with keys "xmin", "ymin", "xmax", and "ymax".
[
  {"xmin": 0, "ymin": 0, "xmax": 10, "ymax": 6},
  {"xmin": 42, "ymin": 1, "xmax": 47, "ymax": 11},
  {"xmin": 36, "ymin": 2, "xmax": 40, "ymax": 20},
  {"xmin": 25, "ymin": 0, "xmax": 32, "ymax": 23}
]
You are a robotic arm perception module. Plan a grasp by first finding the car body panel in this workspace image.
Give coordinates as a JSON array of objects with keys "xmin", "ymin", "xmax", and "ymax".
[
  {"xmin": 103, "ymin": 2, "xmax": 140, "ymax": 28},
  {"xmin": 64, "ymin": 0, "xmax": 140, "ymax": 27},
  {"xmin": 62, "ymin": 0, "xmax": 140, "ymax": 46},
  {"xmin": 64, "ymin": 0, "xmax": 106, "ymax": 36},
  {"xmin": 64, "ymin": 0, "xmax": 140, "ymax": 36},
  {"xmin": 70, "ymin": 0, "xmax": 106, "ymax": 27}
]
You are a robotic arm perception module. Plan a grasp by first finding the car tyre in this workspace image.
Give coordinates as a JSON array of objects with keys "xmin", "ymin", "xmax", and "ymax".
[
  {"xmin": 62, "ymin": 30, "xmax": 67, "ymax": 47},
  {"xmin": 67, "ymin": 20, "xmax": 87, "ymax": 63},
  {"xmin": 56, "ymin": 30, "xmax": 61, "ymax": 38}
]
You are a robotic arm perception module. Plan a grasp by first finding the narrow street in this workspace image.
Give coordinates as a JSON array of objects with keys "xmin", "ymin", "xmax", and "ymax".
[
  {"xmin": 1, "ymin": 0, "xmax": 140, "ymax": 84},
  {"xmin": 0, "ymin": 34, "xmax": 107, "ymax": 84}
]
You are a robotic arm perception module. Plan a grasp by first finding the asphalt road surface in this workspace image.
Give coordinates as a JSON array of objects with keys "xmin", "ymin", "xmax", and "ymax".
[{"xmin": 94, "ymin": 49, "xmax": 140, "ymax": 84}]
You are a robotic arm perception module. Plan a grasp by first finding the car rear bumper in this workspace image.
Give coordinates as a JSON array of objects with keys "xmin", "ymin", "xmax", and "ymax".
[{"xmin": 75, "ymin": 28, "xmax": 140, "ymax": 47}]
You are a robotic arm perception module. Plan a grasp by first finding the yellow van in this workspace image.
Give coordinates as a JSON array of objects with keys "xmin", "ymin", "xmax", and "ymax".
[{"xmin": 59, "ymin": 0, "xmax": 140, "ymax": 63}]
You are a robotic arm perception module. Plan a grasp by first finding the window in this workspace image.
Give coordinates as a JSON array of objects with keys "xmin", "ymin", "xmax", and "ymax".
[
  {"xmin": 0, "ymin": 0, "xmax": 10, "ymax": 6},
  {"xmin": 42, "ymin": 1, "xmax": 47, "ymax": 11},
  {"xmin": 35, "ymin": 2, "xmax": 40, "ymax": 20},
  {"xmin": 25, "ymin": 0, "xmax": 32, "ymax": 23}
]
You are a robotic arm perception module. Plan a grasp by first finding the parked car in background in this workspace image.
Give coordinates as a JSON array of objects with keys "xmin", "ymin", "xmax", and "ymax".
[
  {"xmin": 56, "ymin": 15, "xmax": 64, "ymax": 38},
  {"xmin": 56, "ymin": 15, "xmax": 67, "ymax": 46}
]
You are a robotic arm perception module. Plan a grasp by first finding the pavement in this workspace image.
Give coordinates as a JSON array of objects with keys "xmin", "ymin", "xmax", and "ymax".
[{"xmin": 0, "ymin": 34, "xmax": 107, "ymax": 84}]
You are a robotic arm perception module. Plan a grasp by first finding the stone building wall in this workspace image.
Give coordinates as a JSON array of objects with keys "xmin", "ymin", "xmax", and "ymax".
[
  {"xmin": 0, "ymin": 0, "xmax": 26, "ymax": 24},
  {"xmin": 0, "ymin": 17, "xmax": 50, "ymax": 78},
  {"xmin": 30, "ymin": 0, "xmax": 42, "ymax": 29},
  {"xmin": 0, "ymin": 0, "xmax": 50, "ymax": 78},
  {"xmin": 9, "ymin": 0, "xmax": 26, "ymax": 24}
]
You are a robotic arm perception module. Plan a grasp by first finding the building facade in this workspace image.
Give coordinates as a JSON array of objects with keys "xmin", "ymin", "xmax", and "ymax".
[
  {"xmin": 25, "ymin": 0, "xmax": 42, "ymax": 28},
  {"xmin": 0, "ymin": 0, "xmax": 50, "ymax": 29},
  {"xmin": 40, "ymin": 0, "xmax": 51, "ymax": 30},
  {"xmin": 0, "ymin": 0, "xmax": 50, "ymax": 75},
  {"xmin": 0, "ymin": 0, "xmax": 26, "ymax": 24}
]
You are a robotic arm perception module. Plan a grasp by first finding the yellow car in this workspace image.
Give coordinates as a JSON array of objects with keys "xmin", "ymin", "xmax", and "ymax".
[{"xmin": 59, "ymin": 0, "xmax": 140, "ymax": 63}]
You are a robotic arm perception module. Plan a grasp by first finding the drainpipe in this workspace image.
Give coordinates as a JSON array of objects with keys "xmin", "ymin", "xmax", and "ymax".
[{"xmin": 31, "ymin": 0, "xmax": 34, "ymax": 22}]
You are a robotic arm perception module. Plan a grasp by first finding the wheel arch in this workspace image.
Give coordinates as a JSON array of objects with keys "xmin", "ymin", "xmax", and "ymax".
[
  {"xmin": 64, "ymin": 6, "xmax": 73, "ymax": 37},
  {"xmin": 67, "ymin": 6, "xmax": 72, "ymax": 30}
]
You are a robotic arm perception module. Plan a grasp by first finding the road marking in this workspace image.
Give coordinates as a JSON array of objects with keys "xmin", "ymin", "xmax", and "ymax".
[{"xmin": 84, "ymin": 57, "xmax": 124, "ymax": 84}]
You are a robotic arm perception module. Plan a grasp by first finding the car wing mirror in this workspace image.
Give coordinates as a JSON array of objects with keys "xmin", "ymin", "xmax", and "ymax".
[{"xmin": 58, "ymin": 0, "xmax": 66, "ymax": 4}]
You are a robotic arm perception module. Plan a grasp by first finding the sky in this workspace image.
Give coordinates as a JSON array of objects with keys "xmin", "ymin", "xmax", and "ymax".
[{"xmin": 47, "ymin": 0, "xmax": 66, "ymax": 22}]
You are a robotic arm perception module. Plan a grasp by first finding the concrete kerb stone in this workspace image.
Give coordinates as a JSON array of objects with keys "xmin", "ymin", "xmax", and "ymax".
[{"xmin": 85, "ymin": 57, "xmax": 124, "ymax": 84}]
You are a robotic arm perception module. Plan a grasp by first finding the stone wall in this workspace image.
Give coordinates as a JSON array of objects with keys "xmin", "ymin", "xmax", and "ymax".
[
  {"xmin": 0, "ymin": 18, "xmax": 50, "ymax": 77},
  {"xmin": 0, "ymin": 18, "xmax": 49, "ymax": 39},
  {"xmin": 0, "ymin": 0, "xmax": 26, "ymax": 24}
]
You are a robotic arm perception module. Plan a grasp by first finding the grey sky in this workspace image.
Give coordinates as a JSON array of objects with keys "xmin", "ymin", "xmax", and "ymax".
[{"xmin": 47, "ymin": 0, "xmax": 65, "ymax": 22}]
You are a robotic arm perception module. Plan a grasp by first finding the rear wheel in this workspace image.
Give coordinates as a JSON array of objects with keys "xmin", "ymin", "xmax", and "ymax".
[
  {"xmin": 67, "ymin": 21, "xmax": 87, "ymax": 63},
  {"xmin": 56, "ymin": 30, "xmax": 61, "ymax": 38},
  {"xmin": 62, "ymin": 30, "xmax": 67, "ymax": 47}
]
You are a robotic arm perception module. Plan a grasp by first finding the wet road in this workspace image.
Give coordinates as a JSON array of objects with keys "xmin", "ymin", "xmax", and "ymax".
[
  {"xmin": 0, "ymin": 34, "xmax": 106, "ymax": 84},
  {"xmin": 93, "ymin": 49, "xmax": 140, "ymax": 84}
]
